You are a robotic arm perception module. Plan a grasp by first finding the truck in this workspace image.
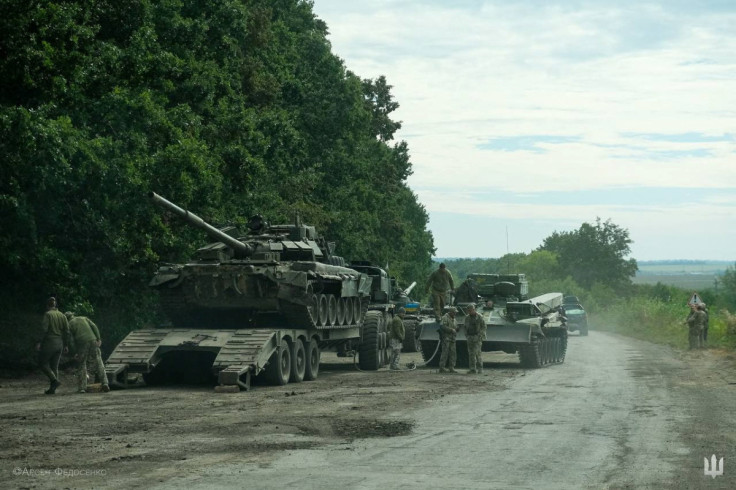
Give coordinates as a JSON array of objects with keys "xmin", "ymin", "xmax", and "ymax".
[{"xmin": 104, "ymin": 193, "xmax": 378, "ymax": 391}]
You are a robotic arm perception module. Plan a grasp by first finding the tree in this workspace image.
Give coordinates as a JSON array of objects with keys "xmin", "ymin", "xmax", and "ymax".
[{"xmin": 540, "ymin": 218, "xmax": 638, "ymax": 290}]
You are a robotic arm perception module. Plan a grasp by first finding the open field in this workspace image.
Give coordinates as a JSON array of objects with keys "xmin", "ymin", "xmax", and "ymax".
[{"xmin": 633, "ymin": 260, "xmax": 731, "ymax": 289}]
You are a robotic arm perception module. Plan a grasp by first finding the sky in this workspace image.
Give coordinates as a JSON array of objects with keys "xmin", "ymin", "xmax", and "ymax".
[{"xmin": 311, "ymin": 0, "xmax": 736, "ymax": 260}]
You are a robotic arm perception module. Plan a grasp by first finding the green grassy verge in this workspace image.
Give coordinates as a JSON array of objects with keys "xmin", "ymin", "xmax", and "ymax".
[{"xmin": 591, "ymin": 297, "xmax": 736, "ymax": 351}]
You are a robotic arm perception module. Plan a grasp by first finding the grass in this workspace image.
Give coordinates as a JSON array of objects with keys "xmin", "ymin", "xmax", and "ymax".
[{"xmin": 592, "ymin": 297, "xmax": 736, "ymax": 351}]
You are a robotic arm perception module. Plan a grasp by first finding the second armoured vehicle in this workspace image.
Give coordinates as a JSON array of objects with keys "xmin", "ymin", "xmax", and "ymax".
[
  {"xmin": 105, "ymin": 193, "xmax": 376, "ymax": 391},
  {"xmin": 347, "ymin": 262, "xmax": 425, "ymax": 353},
  {"xmin": 419, "ymin": 273, "xmax": 568, "ymax": 368}
]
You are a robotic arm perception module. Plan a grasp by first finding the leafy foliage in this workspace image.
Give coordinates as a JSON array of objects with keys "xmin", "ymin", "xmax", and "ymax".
[
  {"xmin": 0, "ymin": 0, "xmax": 434, "ymax": 357},
  {"xmin": 540, "ymin": 217, "xmax": 638, "ymax": 291}
]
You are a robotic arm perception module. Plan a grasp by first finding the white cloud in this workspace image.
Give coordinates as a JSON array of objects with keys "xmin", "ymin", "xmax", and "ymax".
[{"xmin": 313, "ymin": 0, "xmax": 736, "ymax": 259}]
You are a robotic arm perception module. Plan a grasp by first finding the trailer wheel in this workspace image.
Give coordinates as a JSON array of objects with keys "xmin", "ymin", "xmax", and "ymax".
[
  {"xmin": 359, "ymin": 311, "xmax": 382, "ymax": 370},
  {"xmin": 265, "ymin": 339, "xmax": 291, "ymax": 385},
  {"xmin": 304, "ymin": 341, "xmax": 320, "ymax": 381},
  {"xmin": 290, "ymin": 339, "xmax": 306, "ymax": 383}
]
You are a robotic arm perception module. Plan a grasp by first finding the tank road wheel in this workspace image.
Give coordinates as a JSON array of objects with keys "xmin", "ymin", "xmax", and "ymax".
[
  {"xmin": 352, "ymin": 297, "xmax": 362, "ymax": 324},
  {"xmin": 318, "ymin": 295, "xmax": 329, "ymax": 327},
  {"xmin": 304, "ymin": 340, "xmax": 320, "ymax": 381},
  {"xmin": 359, "ymin": 311, "xmax": 382, "ymax": 370},
  {"xmin": 305, "ymin": 284, "xmax": 319, "ymax": 326},
  {"xmin": 327, "ymin": 295, "xmax": 338, "ymax": 326},
  {"xmin": 343, "ymin": 297, "xmax": 353, "ymax": 325},
  {"xmin": 336, "ymin": 297, "xmax": 346, "ymax": 325},
  {"xmin": 265, "ymin": 339, "xmax": 292, "ymax": 385},
  {"xmin": 290, "ymin": 338, "xmax": 306, "ymax": 383}
]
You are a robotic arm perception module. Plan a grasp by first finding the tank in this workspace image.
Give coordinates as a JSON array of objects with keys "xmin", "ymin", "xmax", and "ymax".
[
  {"xmin": 420, "ymin": 273, "xmax": 567, "ymax": 368},
  {"xmin": 149, "ymin": 192, "xmax": 371, "ymax": 330}
]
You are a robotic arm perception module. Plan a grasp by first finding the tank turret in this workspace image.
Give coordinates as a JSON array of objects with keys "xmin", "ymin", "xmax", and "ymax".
[{"xmin": 149, "ymin": 192, "xmax": 371, "ymax": 330}]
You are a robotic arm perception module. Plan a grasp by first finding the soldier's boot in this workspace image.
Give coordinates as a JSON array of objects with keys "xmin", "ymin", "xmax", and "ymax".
[
  {"xmin": 448, "ymin": 368, "xmax": 457, "ymax": 373},
  {"xmin": 438, "ymin": 368, "xmax": 447, "ymax": 373},
  {"xmin": 45, "ymin": 379, "xmax": 61, "ymax": 395},
  {"xmin": 102, "ymin": 384, "xmax": 110, "ymax": 392}
]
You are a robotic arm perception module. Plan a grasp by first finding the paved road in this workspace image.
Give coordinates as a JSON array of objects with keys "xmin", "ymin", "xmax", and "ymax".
[{"xmin": 157, "ymin": 332, "xmax": 736, "ymax": 489}]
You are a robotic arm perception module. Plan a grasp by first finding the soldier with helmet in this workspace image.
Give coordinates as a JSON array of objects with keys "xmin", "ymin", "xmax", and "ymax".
[
  {"xmin": 686, "ymin": 303, "xmax": 707, "ymax": 350},
  {"xmin": 438, "ymin": 306, "xmax": 458, "ymax": 373},
  {"xmin": 464, "ymin": 303, "xmax": 486, "ymax": 374},
  {"xmin": 66, "ymin": 311, "xmax": 110, "ymax": 393}
]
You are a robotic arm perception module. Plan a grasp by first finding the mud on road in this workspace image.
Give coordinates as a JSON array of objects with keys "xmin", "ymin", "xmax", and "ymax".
[{"xmin": 0, "ymin": 351, "xmax": 518, "ymax": 489}]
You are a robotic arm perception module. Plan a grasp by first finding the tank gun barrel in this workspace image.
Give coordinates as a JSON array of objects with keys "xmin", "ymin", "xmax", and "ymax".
[
  {"xmin": 149, "ymin": 192, "xmax": 252, "ymax": 256},
  {"xmin": 403, "ymin": 281, "xmax": 417, "ymax": 296}
]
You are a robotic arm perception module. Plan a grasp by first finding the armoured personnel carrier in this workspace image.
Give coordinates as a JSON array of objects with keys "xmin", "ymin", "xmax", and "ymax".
[
  {"xmin": 420, "ymin": 273, "xmax": 567, "ymax": 368},
  {"xmin": 105, "ymin": 193, "xmax": 374, "ymax": 390}
]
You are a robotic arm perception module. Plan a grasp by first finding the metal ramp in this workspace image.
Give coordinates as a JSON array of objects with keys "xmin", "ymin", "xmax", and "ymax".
[
  {"xmin": 213, "ymin": 330, "xmax": 280, "ymax": 391},
  {"xmin": 105, "ymin": 329, "xmax": 172, "ymax": 387},
  {"xmin": 104, "ymin": 328, "xmax": 286, "ymax": 391}
]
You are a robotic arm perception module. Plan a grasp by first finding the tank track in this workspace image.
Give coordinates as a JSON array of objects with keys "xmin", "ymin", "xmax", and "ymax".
[{"xmin": 518, "ymin": 331, "xmax": 567, "ymax": 368}]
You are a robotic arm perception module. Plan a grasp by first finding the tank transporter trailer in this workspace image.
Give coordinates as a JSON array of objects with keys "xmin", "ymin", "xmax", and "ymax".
[{"xmin": 105, "ymin": 193, "xmax": 384, "ymax": 392}]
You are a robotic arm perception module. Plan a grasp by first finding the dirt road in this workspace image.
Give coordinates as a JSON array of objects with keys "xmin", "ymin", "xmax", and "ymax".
[{"xmin": 2, "ymin": 332, "xmax": 735, "ymax": 489}]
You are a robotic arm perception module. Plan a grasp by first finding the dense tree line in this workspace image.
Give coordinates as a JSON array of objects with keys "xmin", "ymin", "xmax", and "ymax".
[{"xmin": 0, "ymin": 0, "xmax": 434, "ymax": 353}]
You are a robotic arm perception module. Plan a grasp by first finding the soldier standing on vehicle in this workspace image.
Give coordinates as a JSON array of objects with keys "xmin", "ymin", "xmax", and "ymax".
[
  {"xmin": 36, "ymin": 297, "xmax": 69, "ymax": 395},
  {"xmin": 464, "ymin": 303, "xmax": 486, "ymax": 374},
  {"xmin": 685, "ymin": 303, "xmax": 706, "ymax": 350},
  {"xmin": 438, "ymin": 307, "xmax": 458, "ymax": 373},
  {"xmin": 389, "ymin": 307, "xmax": 406, "ymax": 371},
  {"xmin": 66, "ymin": 312, "xmax": 110, "ymax": 393},
  {"xmin": 426, "ymin": 263, "xmax": 455, "ymax": 321}
]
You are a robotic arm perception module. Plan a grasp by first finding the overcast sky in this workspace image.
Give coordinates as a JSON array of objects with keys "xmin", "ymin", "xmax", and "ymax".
[{"xmin": 311, "ymin": 0, "xmax": 736, "ymax": 260}]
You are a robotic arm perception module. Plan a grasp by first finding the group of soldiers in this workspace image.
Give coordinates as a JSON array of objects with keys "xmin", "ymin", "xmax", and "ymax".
[
  {"xmin": 387, "ymin": 263, "xmax": 487, "ymax": 374},
  {"xmin": 37, "ymin": 297, "xmax": 110, "ymax": 395},
  {"xmin": 685, "ymin": 302, "xmax": 710, "ymax": 350}
]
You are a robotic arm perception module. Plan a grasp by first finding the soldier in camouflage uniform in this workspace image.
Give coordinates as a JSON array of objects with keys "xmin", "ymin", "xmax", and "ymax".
[
  {"xmin": 36, "ymin": 297, "xmax": 69, "ymax": 395},
  {"xmin": 438, "ymin": 307, "xmax": 458, "ymax": 373},
  {"xmin": 66, "ymin": 312, "xmax": 110, "ymax": 393},
  {"xmin": 686, "ymin": 304, "xmax": 707, "ymax": 350},
  {"xmin": 389, "ymin": 307, "xmax": 406, "ymax": 370},
  {"xmin": 464, "ymin": 303, "xmax": 486, "ymax": 374},
  {"xmin": 426, "ymin": 263, "xmax": 455, "ymax": 321}
]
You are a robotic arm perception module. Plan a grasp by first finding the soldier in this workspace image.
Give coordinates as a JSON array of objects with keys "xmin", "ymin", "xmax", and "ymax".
[
  {"xmin": 426, "ymin": 263, "xmax": 455, "ymax": 321},
  {"xmin": 464, "ymin": 303, "xmax": 486, "ymax": 374},
  {"xmin": 388, "ymin": 307, "xmax": 406, "ymax": 371},
  {"xmin": 438, "ymin": 307, "xmax": 458, "ymax": 373},
  {"xmin": 701, "ymin": 303, "xmax": 710, "ymax": 345},
  {"xmin": 685, "ymin": 304, "xmax": 706, "ymax": 350},
  {"xmin": 36, "ymin": 297, "xmax": 69, "ymax": 394},
  {"xmin": 66, "ymin": 312, "xmax": 110, "ymax": 393}
]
